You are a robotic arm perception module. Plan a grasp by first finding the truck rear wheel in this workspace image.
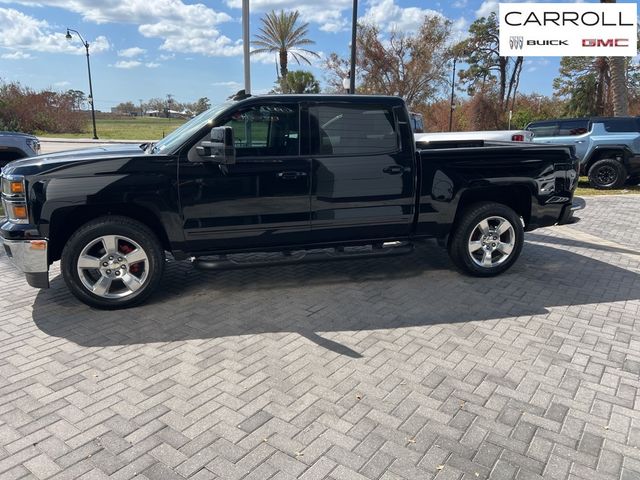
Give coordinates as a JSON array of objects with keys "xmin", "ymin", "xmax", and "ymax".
[
  {"xmin": 448, "ymin": 202, "xmax": 524, "ymax": 277},
  {"xmin": 61, "ymin": 216, "xmax": 165, "ymax": 309},
  {"xmin": 588, "ymin": 159, "xmax": 627, "ymax": 189}
]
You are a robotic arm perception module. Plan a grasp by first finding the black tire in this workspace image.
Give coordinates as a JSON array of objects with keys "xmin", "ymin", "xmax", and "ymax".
[
  {"xmin": 448, "ymin": 202, "xmax": 524, "ymax": 277},
  {"xmin": 588, "ymin": 159, "xmax": 627, "ymax": 189},
  {"xmin": 61, "ymin": 216, "xmax": 165, "ymax": 309}
]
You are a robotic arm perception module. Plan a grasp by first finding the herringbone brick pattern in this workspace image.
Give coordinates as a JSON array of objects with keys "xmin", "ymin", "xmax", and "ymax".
[
  {"xmin": 567, "ymin": 194, "xmax": 640, "ymax": 250},
  {"xmin": 1, "ymin": 195, "xmax": 639, "ymax": 479}
]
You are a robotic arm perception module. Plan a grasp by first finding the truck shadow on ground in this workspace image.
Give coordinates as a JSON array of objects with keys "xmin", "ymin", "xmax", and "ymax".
[
  {"xmin": 526, "ymin": 232, "xmax": 639, "ymax": 257},
  {"xmin": 31, "ymin": 239, "xmax": 640, "ymax": 357}
]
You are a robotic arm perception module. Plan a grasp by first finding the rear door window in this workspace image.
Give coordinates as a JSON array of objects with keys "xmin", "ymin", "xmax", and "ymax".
[
  {"xmin": 310, "ymin": 105, "xmax": 398, "ymax": 156},
  {"xmin": 558, "ymin": 120, "xmax": 589, "ymax": 136}
]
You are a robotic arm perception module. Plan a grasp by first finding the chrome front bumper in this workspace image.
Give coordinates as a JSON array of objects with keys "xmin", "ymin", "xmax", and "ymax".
[{"xmin": 0, "ymin": 236, "xmax": 49, "ymax": 288}]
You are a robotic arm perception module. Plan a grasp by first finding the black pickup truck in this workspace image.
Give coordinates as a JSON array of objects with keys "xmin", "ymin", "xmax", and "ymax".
[{"xmin": 0, "ymin": 95, "xmax": 582, "ymax": 309}]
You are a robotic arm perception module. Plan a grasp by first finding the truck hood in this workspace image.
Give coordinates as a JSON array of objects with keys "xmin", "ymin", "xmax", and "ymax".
[
  {"xmin": 0, "ymin": 131, "xmax": 38, "ymax": 140},
  {"xmin": 1, "ymin": 143, "xmax": 148, "ymax": 176}
]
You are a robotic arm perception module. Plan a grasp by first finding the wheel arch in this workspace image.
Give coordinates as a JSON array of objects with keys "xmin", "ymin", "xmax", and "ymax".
[
  {"xmin": 47, "ymin": 204, "xmax": 172, "ymax": 263},
  {"xmin": 583, "ymin": 146, "xmax": 631, "ymax": 174},
  {"xmin": 455, "ymin": 185, "xmax": 532, "ymax": 229}
]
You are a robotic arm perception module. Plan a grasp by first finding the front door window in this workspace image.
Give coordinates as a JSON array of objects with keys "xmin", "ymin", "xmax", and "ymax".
[{"xmin": 223, "ymin": 105, "xmax": 300, "ymax": 157}]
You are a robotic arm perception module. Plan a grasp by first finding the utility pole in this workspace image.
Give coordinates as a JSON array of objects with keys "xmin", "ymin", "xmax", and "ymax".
[
  {"xmin": 448, "ymin": 57, "xmax": 457, "ymax": 132},
  {"xmin": 242, "ymin": 0, "xmax": 251, "ymax": 95},
  {"xmin": 349, "ymin": 0, "xmax": 358, "ymax": 94}
]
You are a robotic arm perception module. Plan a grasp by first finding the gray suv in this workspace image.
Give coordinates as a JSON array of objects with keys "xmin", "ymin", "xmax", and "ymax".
[
  {"xmin": 526, "ymin": 117, "xmax": 640, "ymax": 189},
  {"xmin": 0, "ymin": 131, "xmax": 41, "ymax": 169}
]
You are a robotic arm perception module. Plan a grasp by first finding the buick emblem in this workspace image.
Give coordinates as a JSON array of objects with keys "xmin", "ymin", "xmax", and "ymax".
[{"xmin": 510, "ymin": 36, "xmax": 524, "ymax": 49}]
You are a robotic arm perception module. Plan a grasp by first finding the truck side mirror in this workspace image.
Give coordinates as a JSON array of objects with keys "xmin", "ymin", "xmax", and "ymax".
[{"xmin": 195, "ymin": 126, "xmax": 236, "ymax": 165}]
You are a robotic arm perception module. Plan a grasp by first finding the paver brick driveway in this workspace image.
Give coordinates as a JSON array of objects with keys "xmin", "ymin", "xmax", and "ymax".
[{"xmin": 1, "ymin": 195, "xmax": 640, "ymax": 480}]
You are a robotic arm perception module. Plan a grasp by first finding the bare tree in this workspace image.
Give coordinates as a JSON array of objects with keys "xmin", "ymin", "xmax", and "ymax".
[
  {"xmin": 454, "ymin": 13, "xmax": 524, "ymax": 113},
  {"xmin": 324, "ymin": 15, "xmax": 451, "ymax": 109}
]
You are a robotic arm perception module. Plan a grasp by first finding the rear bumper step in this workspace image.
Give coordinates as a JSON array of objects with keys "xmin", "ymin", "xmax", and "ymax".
[
  {"xmin": 570, "ymin": 197, "xmax": 586, "ymax": 212},
  {"xmin": 193, "ymin": 242, "xmax": 414, "ymax": 271},
  {"xmin": 558, "ymin": 197, "xmax": 586, "ymax": 225}
]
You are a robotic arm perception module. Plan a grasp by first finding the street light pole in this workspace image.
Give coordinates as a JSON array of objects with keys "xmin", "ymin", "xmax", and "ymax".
[
  {"xmin": 448, "ymin": 57, "xmax": 457, "ymax": 132},
  {"xmin": 66, "ymin": 28, "xmax": 98, "ymax": 140},
  {"xmin": 349, "ymin": 0, "xmax": 358, "ymax": 94}
]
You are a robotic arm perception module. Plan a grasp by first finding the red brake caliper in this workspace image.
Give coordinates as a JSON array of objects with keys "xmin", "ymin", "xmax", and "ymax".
[{"xmin": 119, "ymin": 243, "xmax": 141, "ymax": 274}]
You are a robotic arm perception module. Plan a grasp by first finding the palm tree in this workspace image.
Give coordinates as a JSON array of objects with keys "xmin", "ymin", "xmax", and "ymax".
[
  {"xmin": 251, "ymin": 10, "xmax": 320, "ymax": 90},
  {"xmin": 600, "ymin": 0, "xmax": 629, "ymax": 116}
]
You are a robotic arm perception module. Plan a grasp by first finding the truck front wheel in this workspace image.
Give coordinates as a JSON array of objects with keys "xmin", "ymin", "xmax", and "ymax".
[
  {"xmin": 61, "ymin": 216, "xmax": 165, "ymax": 309},
  {"xmin": 448, "ymin": 202, "xmax": 524, "ymax": 277}
]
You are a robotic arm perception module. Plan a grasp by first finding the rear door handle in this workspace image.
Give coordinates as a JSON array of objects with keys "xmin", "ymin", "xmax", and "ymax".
[
  {"xmin": 277, "ymin": 171, "xmax": 307, "ymax": 180},
  {"xmin": 382, "ymin": 165, "xmax": 404, "ymax": 175}
]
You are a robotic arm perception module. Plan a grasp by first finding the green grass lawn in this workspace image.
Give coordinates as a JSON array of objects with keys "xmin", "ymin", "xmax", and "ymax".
[
  {"xmin": 37, "ymin": 116, "xmax": 186, "ymax": 141},
  {"xmin": 575, "ymin": 177, "xmax": 640, "ymax": 196}
]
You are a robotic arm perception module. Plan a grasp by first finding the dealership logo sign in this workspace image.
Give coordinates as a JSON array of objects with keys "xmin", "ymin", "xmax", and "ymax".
[{"xmin": 499, "ymin": 3, "xmax": 637, "ymax": 56}]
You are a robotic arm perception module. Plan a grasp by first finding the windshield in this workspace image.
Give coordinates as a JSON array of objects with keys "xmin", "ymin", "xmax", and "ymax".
[{"xmin": 151, "ymin": 101, "xmax": 235, "ymax": 154}]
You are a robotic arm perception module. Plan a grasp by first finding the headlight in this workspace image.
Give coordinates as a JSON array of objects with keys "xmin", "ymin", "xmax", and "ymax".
[
  {"xmin": 1, "ymin": 175, "xmax": 29, "ymax": 224},
  {"xmin": 26, "ymin": 138, "xmax": 40, "ymax": 154}
]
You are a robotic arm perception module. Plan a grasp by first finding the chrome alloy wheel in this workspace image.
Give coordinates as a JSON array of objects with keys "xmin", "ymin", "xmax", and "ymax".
[
  {"xmin": 467, "ymin": 216, "xmax": 516, "ymax": 268},
  {"xmin": 76, "ymin": 235, "xmax": 149, "ymax": 299}
]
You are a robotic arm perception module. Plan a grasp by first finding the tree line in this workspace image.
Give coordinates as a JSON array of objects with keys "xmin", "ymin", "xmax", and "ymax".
[
  {"xmin": 0, "ymin": 82, "xmax": 87, "ymax": 133},
  {"xmin": 112, "ymin": 96, "xmax": 212, "ymax": 117}
]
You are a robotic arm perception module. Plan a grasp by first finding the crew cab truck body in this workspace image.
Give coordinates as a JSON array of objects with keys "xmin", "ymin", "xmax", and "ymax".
[
  {"xmin": 527, "ymin": 117, "xmax": 640, "ymax": 189},
  {"xmin": 0, "ymin": 95, "xmax": 582, "ymax": 309}
]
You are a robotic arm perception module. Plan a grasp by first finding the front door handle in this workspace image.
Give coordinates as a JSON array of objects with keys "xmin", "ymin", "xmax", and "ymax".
[
  {"xmin": 277, "ymin": 171, "xmax": 307, "ymax": 180},
  {"xmin": 382, "ymin": 165, "xmax": 404, "ymax": 175}
]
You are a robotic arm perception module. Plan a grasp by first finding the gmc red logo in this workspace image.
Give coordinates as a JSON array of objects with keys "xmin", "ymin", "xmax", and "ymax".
[{"xmin": 582, "ymin": 38, "xmax": 629, "ymax": 47}]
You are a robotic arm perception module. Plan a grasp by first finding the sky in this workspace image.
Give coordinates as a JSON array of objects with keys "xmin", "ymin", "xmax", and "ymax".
[{"xmin": 0, "ymin": 0, "xmax": 636, "ymax": 111}]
